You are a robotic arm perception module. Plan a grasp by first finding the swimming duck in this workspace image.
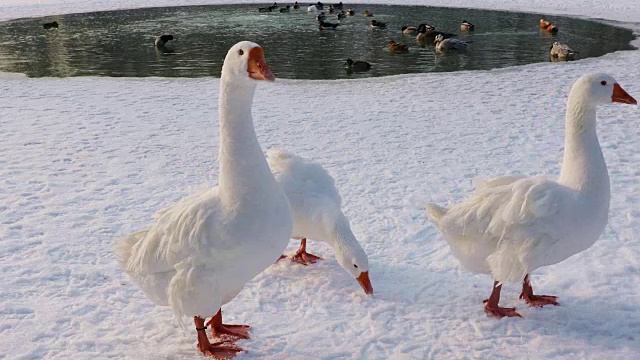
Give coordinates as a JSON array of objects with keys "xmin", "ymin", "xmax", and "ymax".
[
  {"xmin": 307, "ymin": 4, "xmax": 317, "ymax": 12},
  {"xmin": 115, "ymin": 41, "xmax": 292, "ymax": 356},
  {"xmin": 154, "ymin": 34, "xmax": 175, "ymax": 48},
  {"xmin": 318, "ymin": 20, "xmax": 340, "ymax": 30},
  {"xmin": 337, "ymin": 11, "xmax": 346, "ymax": 20},
  {"xmin": 460, "ymin": 20, "xmax": 475, "ymax": 31},
  {"xmin": 364, "ymin": 10, "xmax": 374, "ymax": 17},
  {"xmin": 401, "ymin": 26, "xmax": 418, "ymax": 35},
  {"xmin": 540, "ymin": 19, "xmax": 558, "ymax": 33},
  {"xmin": 315, "ymin": 1, "xmax": 324, "ymax": 10},
  {"xmin": 387, "ymin": 40, "xmax": 409, "ymax": 53},
  {"xmin": 370, "ymin": 20, "xmax": 387, "ymax": 30},
  {"xmin": 335, "ymin": 2, "xmax": 344, "ymax": 10},
  {"xmin": 316, "ymin": 12, "xmax": 327, "ymax": 21},
  {"xmin": 279, "ymin": 5, "xmax": 291, "ymax": 12},
  {"xmin": 328, "ymin": 5, "xmax": 334, "ymax": 14},
  {"xmin": 258, "ymin": 6, "xmax": 273, "ymax": 12},
  {"xmin": 550, "ymin": 42, "xmax": 579, "ymax": 60},
  {"xmin": 268, "ymin": 149, "xmax": 373, "ymax": 295},
  {"xmin": 293, "ymin": 1, "xmax": 300, "ymax": 9},
  {"xmin": 346, "ymin": 9, "xmax": 355, "ymax": 16},
  {"xmin": 434, "ymin": 34, "xmax": 469, "ymax": 52},
  {"xmin": 43, "ymin": 21, "xmax": 58, "ymax": 29},
  {"xmin": 344, "ymin": 58, "xmax": 372, "ymax": 72},
  {"xmin": 416, "ymin": 27, "xmax": 456, "ymax": 44},
  {"xmin": 417, "ymin": 23, "xmax": 436, "ymax": 32},
  {"xmin": 426, "ymin": 73, "xmax": 636, "ymax": 318}
]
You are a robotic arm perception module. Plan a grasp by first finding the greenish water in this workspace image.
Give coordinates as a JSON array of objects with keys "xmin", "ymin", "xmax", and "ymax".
[{"xmin": 0, "ymin": 4, "xmax": 634, "ymax": 79}]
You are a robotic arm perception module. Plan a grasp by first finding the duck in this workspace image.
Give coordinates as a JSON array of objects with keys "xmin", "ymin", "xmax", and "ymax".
[
  {"xmin": 279, "ymin": 5, "xmax": 291, "ymax": 12},
  {"xmin": 434, "ymin": 34, "xmax": 469, "ymax": 52},
  {"xmin": 540, "ymin": 18, "xmax": 558, "ymax": 33},
  {"xmin": 370, "ymin": 20, "xmax": 387, "ymax": 30},
  {"xmin": 426, "ymin": 73, "xmax": 637, "ymax": 318},
  {"xmin": 318, "ymin": 20, "xmax": 340, "ymax": 30},
  {"xmin": 270, "ymin": 2, "xmax": 279, "ymax": 10},
  {"xmin": 293, "ymin": 1, "xmax": 300, "ymax": 9},
  {"xmin": 307, "ymin": 4, "xmax": 317, "ymax": 12},
  {"xmin": 315, "ymin": 1, "xmax": 325, "ymax": 10},
  {"xmin": 344, "ymin": 58, "xmax": 372, "ymax": 72},
  {"xmin": 417, "ymin": 23, "xmax": 435, "ymax": 32},
  {"xmin": 460, "ymin": 20, "xmax": 475, "ymax": 31},
  {"xmin": 328, "ymin": 5, "xmax": 334, "ymax": 14},
  {"xmin": 154, "ymin": 34, "xmax": 175, "ymax": 48},
  {"xmin": 43, "ymin": 21, "xmax": 58, "ymax": 29},
  {"xmin": 267, "ymin": 149, "xmax": 373, "ymax": 295},
  {"xmin": 387, "ymin": 40, "xmax": 409, "ymax": 53},
  {"xmin": 550, "ymin": 42, "xmax": 579, "ymax": 60},
  {"xmin": 364, "ymin": 10, "xmax": 374, "ymax": 17},
  {"xmin": 335, "ymin": 2, "xmax": 344, "ymax": 10},
  {"xmin": 316, "ymin": 12, "xmax": 327, "ymax": 21},
  {"xmin": 346, "ymin": 9, "xmax": 355, "ymax": 16},
  {"xmin": 115, "ymin": 41, "xmax": 293, "ymax": 357},
  {"xmin": 401, "ymin": 26, "xmax": 418, "ymax": 35},
  {"xmin": 337, "ymin": 11, "xmax": 346, "ymax": 20},
  {"xmin": 416, "ymin": 25, "xmax": 455, "ymax": 44},
  {"xmin": 259, "ymin": 6, "xmax": 273, "ymax": 12}
]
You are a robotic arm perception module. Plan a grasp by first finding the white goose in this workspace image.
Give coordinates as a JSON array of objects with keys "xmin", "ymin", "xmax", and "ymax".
[
  {"xmin": 115, "ymin": 41, "xmax": 292, "ymax": 357},
  {"xmin": 426, "ymin": 73, "xmax": 636, "ymax": 318},
  {"xmin": 267, "ymin": 149, "xmax": 373, "ymax": 295}
]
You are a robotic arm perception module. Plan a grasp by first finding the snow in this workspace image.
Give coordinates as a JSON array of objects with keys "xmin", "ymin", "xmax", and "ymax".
[{"xmin": 1, "ymin": 0, "xmax": 639, "ymax": 359}]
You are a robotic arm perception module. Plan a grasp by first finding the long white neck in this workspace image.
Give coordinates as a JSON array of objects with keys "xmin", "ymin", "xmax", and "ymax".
[
  {"xmin": 217, "ymin": 77, "xmax": 275, "ymax": 205},
  {"xmin": 558, "ymin": 96, "xmax": 610, "ymax": 197},
  {"xmin": 331, "ymin": 213, "xmax": 360, "ymax": 252}
]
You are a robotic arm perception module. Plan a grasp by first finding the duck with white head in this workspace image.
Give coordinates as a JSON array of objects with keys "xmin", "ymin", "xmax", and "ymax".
[
  {"xmin": 426, "ymin": 73, "xmax": 636, "ymax": 318},
  {"xmin": 115, "ymin": 41, "xmax": 291, "ymax": 358}
]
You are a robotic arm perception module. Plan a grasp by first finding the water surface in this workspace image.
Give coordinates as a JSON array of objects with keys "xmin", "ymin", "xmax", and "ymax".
[{"xmin": 0, "ymin": 4, "xmax": 634, "ymax": 79}]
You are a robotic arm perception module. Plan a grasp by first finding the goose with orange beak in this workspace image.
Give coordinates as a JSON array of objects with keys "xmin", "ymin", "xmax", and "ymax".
[
  {"xmin": 268, "ymin": 149, "xmax": 374, "ymax": 295},
  {"xmin": 116, "ymin": 41, "xmax": 292, "ymax": 358},
  {"xmin": 426, "ymin": 73, "xmax": 636, "ymax": 318}
]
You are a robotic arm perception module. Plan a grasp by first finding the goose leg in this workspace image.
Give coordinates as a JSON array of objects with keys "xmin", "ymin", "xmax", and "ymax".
[
  {"xmin": 483, "ymin": 281, "xmax": 522, "ymax": 318},
  {"xmin": 206, "ymin": 309, "xmax": 251, "ymax": 340},
  {"xmin": 519, "ymin": 274, "xmax": 559, "ymax": 307},
  {"xmin": 290, "ymin": 238, "xmax": 323, "ymax": 265},
  {"xmin": 194, "ymin": 316, "xmax": 243, "ymax": 359}
]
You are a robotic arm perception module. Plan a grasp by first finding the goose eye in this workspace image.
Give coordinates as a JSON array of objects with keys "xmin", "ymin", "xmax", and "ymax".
[
  {"xmin": 601, "ymin": 80, "xmax": 607, "ymax": 86},
  {"xmin": 238, "ymin": 49, "xmax": 244, "ymax": 56},
  {"xmin": 353, "ymin": 264, "xmax": 358, "ymax": 269}
]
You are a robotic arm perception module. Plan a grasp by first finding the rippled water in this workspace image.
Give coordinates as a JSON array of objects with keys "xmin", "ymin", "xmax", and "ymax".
[{"xmin": 0, "ymin": 4, "xmax": 634, "ymax": 79}]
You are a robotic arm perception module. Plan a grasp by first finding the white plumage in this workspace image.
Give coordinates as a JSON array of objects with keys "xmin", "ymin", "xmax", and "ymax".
[
  {"xmin": 267, "ymin": 149, "xmax": 373, "ymax": 294},
  {"xmin": 115, "ymin": 41, "xmax": 291, "ymax": 356},
  {"xmin": 426, "ymin": 73, "xmax": 637, "ymax": 317}
]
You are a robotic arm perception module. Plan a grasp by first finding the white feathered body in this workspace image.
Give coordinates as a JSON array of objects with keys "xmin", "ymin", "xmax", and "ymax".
[
  {"xmin": 267, "ymin": 149, "xmax": 344, "ymax": 242},
  {"xmin": 116, "ymin": 183, "xmax": 292, "ymax": 318},
  {"xmin": 428, "ymin": 172, "xmax": 609, "ymax": 283}
]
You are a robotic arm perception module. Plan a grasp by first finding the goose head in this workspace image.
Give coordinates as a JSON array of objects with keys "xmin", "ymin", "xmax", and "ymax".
[
  {"xmin": 335, "ymin": 243, "xmax": 373, "ymax": 295},
  {"xmin": 570, "ymin": 73, "xmax": 636, "ymax": 107},
  {"xmin": 222, "ymin": 41, "xmax": 275, "ymax": 83}
]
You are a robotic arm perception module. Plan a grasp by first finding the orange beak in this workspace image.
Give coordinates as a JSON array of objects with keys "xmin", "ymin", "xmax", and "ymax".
[
  {"xmin": 356, "ymin": 271, "xmax": 373, "ymax": 295},
  {"xmin": 612, "ymin": 83, "xmax": 637, "ymax": 105},
  {"xmin": 247, "ymin": 46, "xmax": 275, "ymax": 82}
]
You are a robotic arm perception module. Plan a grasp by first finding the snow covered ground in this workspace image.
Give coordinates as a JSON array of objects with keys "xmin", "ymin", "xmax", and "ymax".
[{"xmin": 1, "ymin": 1, "xmax": 639, "ymax": 359}]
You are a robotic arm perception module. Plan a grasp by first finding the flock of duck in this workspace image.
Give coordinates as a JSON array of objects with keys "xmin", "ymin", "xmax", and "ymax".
[
  {"xmin": 249, "ymin": 3, "xmax": 581, "ymax": 72},
  {"xmin": 115, "ymin": 38, "xmax": 637, "ymax": 358}
]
